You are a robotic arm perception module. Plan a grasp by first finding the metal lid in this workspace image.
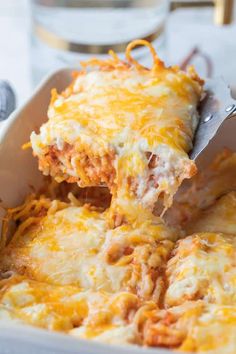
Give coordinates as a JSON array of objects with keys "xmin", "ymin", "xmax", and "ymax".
[{"xmin": 0, "ymin": 81, "xmax": 16, "ymax": 121}]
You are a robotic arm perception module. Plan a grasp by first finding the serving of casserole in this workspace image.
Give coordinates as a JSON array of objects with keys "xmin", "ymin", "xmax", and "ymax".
[{"xmin": 0, "ymin": 41, "xmax": 235, "ymax": 354}]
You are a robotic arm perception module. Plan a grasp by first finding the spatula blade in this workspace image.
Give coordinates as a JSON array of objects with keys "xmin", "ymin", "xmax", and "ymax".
[{"xmin": 190, "ymin": 77, "xmax": 236, "ymax": 160}]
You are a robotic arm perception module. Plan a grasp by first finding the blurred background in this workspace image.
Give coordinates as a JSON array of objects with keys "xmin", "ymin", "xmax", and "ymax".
[{"xmin": 0, "ymin": 0, "xmax": 235, "ymax": 105}]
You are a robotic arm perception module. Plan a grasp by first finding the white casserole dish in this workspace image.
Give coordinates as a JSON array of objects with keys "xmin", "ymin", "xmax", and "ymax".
[{"xmin": 0, "ymin": 69, "xmax": 235, "ymax": 354}]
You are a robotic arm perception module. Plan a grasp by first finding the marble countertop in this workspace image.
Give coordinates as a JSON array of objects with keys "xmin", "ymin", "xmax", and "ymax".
[{"xmin": 0, "ymin": 0, "xmax": 236, "ymax": 104}]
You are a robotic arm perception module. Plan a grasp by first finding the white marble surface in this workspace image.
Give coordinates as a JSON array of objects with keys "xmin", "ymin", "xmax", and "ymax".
[{"xmin": 0, "ymin": 0, "xmax": 236, "ymax": 105}]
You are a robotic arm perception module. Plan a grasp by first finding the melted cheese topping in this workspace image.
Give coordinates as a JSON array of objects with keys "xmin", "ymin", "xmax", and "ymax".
[
  {"xmin": 1, "ymin": 170, "xmax": 236, "ymax": 351},
  {"xmin": 0, "ymin": 197, "xmax": 175, "ymax": 302},
  {"xmin": 143, "ymin": 301, "xmax": 236, "ymax": 353},
  {"xmin": 180, "ymin": 304, "xmax": 236, "ymax": 354},
  {"xmin": 165, "ymin": 233, "xmax": 236, "ymax": 307},
  {"xmin": 0, "ymin": 274, "xmax": 142, "ymax": 343},
  {"xmin": 165, "ymin": 149, "xmax": 236, "ymax": 228},
  {"xmin": 30, "ymin": 40, "xmax": 203, "ymax": 222},
  {"xmin": 186, "ymin": 192, "xmax": 236, "ymax": 235}
]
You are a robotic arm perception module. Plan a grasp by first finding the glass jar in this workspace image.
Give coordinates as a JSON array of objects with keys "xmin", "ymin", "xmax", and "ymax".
[
  {"xmin": 30, "ymin": 0, "xmax": 170, "ymax": 84},
  {"xmin": 30, "ymin": 0, "xmax": 233, "ymax": 84}
]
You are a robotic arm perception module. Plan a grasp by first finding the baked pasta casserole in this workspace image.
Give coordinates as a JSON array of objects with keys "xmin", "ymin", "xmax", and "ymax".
[{"xmin": 0, "ymin": 41, "xmax": 235, "ymax": 354}]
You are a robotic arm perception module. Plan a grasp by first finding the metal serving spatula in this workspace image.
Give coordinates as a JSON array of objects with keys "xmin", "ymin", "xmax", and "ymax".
[{"xmin": 190, "ymin": 78, "xmax": 236, "ymax": 160}]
